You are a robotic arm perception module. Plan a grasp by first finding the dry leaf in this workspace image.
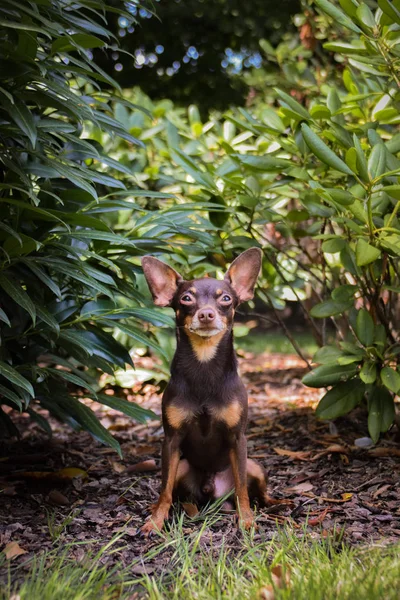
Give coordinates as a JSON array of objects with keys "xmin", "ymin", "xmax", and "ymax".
[
  {"xmin": 20, "ymin": 467, "xmax": 88, "ymax": 482},
  {"xmin": 48, "ymin": 490, "xmax": 70, "ymax": 506},
  {"xmin": 259, "ymin": 564, "xmax": 290, "ymax": 599},
  {"xmin": 304, "ymin": 492, "xmax": 353, "ymax": 504},
  {"xmin": 273, "ymin": 448, "xmax": 312, "ymax": 461},
  {"xmin": 110, "ymin": 461, "xmax": 125, "ymax": 474},
  {"xmin": 182, "ymin": 502, "xmax": 199, "ymax": 517},
  {"xmin": 3, "ymin": 542, "xmax": 27, "ymax": 560},
  {"xmin": 285, "ymin": 481, "xmax": 314, "ymax": 494},
  {"xmin": 369, "ymin": 447, "xmax": 400, "ymax": 458},
  {"xmin": 127, "ymin": 459, "xmax": 158, "ymax": 473},
  {"xmin": 308, "ymin": 507, "xmax": 330, "ymax": 526},
  {"xmin": 311, "ymin": 444, "xmax": 349, "ymax": 461}
]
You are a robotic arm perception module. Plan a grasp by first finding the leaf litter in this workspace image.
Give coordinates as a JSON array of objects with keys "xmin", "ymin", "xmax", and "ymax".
[{"xmin": 1, "ymin": 351, "xmax": 400, "ymax": 579}]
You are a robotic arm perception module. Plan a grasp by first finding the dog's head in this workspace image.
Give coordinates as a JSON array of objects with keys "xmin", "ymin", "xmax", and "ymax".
[{"xmin": 141, "ymin": 248, "xmax": 262, "ymax": 339}]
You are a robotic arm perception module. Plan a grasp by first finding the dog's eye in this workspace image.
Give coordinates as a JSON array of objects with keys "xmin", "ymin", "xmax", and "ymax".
[
  {"xmin": 221, "ymin": 294, "xmax": 232, "ymax": 303},
  {"xmin": 180, "ymin": 294, "xmax": 194, "ymax": 304}
]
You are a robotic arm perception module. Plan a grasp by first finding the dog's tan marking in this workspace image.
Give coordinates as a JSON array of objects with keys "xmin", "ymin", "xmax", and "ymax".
[
  {"xmin": 166, "ymin": 405, "xmax": 192, "ymax": 429},
  {"xmin": 187, "ymin": 330, "xmax": 225, "ymax": 362},
  {"xmin": 188, "ymin": 286, "xmax": 197, "ymax": 294},
  {"xmin": 213, "ymin": 399, "xmax": 242, "ymax": 428},
  {"xmin": 216, "ymin": 288, "xmax": 223, "ymax": 296}
]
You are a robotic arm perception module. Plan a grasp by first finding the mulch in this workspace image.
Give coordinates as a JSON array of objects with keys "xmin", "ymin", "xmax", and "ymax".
[{"xmin": 1, "ymin": 351, "xmax": 400, "ymax": 579}]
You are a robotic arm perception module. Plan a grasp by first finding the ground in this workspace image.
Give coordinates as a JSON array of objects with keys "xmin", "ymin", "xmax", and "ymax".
[{"xmin": 1, "ymin": 351, "xmax": 400, "ymax": 597}]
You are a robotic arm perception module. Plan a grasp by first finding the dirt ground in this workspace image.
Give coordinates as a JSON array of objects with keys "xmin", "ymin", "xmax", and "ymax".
[{"xmin": 1, "ymin": 351, "xmax": 400, "ymax": 576}]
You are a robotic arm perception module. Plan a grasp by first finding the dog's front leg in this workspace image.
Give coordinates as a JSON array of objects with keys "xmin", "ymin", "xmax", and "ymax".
[
  {"xmin": 141, "ymin": 434, "xmax": 181, "ymax": 535},
  {"xmin": 229, "ymin": 433, "xmax": 255, "ymax": 529}
]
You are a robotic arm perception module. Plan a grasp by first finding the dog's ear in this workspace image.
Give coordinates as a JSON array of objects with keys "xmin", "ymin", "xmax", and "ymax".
[
  {"xmin": 224, "ymin": 248, "xmax": 262, "ymax": 303},
  {"xmin": 141, "ymin": 256, "xmax": 183, "ymax": 307}
]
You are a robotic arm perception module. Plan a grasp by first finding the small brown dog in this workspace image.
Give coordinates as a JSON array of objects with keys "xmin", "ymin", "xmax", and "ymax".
[{"xmin": 141, "ymin": 248, "xmax": 274, "ymax": 534}]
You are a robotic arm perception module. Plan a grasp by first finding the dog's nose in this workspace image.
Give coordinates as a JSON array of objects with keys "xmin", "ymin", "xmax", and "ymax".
[{"xmin": 198, "ymin": 308, "xmax": 215, "ymax": 323}]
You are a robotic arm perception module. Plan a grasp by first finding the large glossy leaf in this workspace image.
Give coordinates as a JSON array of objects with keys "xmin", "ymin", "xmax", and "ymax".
[
  {"xmin": 302, "ymin": 364, "xmax": 358, "ymax": 387},
  {"xmin": 301, "ymin": 124, "xmax": 353, "ymax": 175},
  {"xmin": 316, "ymin": 380, "xmax": 365, "ymax": 419}
]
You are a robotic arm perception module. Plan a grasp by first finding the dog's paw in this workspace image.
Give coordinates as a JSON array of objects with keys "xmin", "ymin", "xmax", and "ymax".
[
  {"xmin": 236, "ymin": 510, "xmax": 258, "ymax": 531},
  {"xmin": 140, "ymin": 518, "xmax": 163, "ymax": 538}
]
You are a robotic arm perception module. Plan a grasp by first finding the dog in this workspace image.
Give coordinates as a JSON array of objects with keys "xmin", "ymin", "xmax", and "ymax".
[{"xmin": 140, "ymin": 248, "xmax": 275, "ymax": 534}]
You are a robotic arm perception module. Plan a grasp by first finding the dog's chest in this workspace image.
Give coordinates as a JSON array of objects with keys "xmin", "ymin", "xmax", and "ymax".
[{"xmin": 165, "ymin": 399, "xmax": 243, "ymax": 434}]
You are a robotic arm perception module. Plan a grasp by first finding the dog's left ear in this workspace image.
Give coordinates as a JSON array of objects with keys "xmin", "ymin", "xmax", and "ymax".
[
  {"xmin": 141, "ymin": 256, "xmax": 183, "ymax": 307},
  {"xmin": 224, "ymin": 247, "xmax": 262, "ymax": 303}
]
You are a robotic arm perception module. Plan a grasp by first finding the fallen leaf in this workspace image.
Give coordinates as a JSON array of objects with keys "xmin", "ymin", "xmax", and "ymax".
[
  {"xmin": 2, "ymin": 542, "xmax": 27, "ymax": 560},
  {"xmin": 284, "ymin": 482, "xmax": 314, "ymax": 494},
  {"xmin": 303, "ymin": 492, "xmax": 353, "ymax": 504},
  {"xmin": 311, "ymin": 444, "xmax": 349, "ymax": 460},
  {"xmin": 20, "ymin": 467, "xmax": 88, "ymax": 482},
  {"xmin": 182, "ymin": 502, "xmax": 199, "ymax": 517},
  {"xmin": 259, "ymin": 564, "xmax": 290, "ymax": 599},
  {"xmin": 273, "ymin": 448, "xmax": 312, "ymax": 461},
  {"xmin": 308, "ymin": 507, "xmax": 330, "ymax": 526},
  {"xmin": 48, "ymin": 490, "xmax": 70, "ymax": 506},
  {"xmin": 369, "ymin": 447, "xmax": 400, "ymax": 458},
  {"xmin": 110, "ymin": 461, "xmax": 125, "ymax": 474},
  {"xmin": 127, "ymin": 459, "xmax": 158, "ymax": 473},
  {"xmin": 373, "ymin": 484, "xmax": 391, "ymax": 499}
]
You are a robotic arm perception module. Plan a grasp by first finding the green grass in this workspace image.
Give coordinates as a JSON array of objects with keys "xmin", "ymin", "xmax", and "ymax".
[{"xmin": 2, "ymin": 512, "xmax": 400, "ymax": 600}]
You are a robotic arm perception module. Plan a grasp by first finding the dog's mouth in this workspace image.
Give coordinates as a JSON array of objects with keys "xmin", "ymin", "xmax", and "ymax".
[{"xmin": 188, "ymin": 325, "xmax": 226, "ymax": 338}]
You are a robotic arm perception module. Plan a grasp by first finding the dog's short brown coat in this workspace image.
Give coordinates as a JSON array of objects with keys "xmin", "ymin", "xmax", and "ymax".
[{"xmin": 140, "ymin": 248, "xmax": 276, "ymax": 534}]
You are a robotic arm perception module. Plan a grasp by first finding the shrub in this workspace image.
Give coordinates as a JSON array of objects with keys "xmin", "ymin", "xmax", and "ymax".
[
  {"xmin": 0, "ymin": 0, "xmax": 186, "ymax": 452},
  {"xmin": 96, "ymin": 0, "xmax": 400, "ymax": 442}
]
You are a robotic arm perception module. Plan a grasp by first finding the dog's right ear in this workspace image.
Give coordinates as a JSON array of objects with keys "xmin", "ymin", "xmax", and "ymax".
[{"xmin": 141, "ymin": 256, "xmax": 183, "ymax": 307}]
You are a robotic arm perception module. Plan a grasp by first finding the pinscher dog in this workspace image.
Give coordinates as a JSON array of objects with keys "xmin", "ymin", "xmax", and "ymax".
[{"xmin": 141, "ymin": 248, "xmax": 275, "ymax": 535}]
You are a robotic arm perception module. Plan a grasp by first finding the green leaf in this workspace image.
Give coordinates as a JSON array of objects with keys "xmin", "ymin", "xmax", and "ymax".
[
  {"xmin": 380, "ymin": 366, "xmax": 400, "ymax": 393},
  {"xmin": 0, "ymin": 361, "xmax": 34, "ymax": 397},
  {"xmin": 301, "ymin": 124, "xmax": 353, "ymax": 175},
  {"xmin": 27, "ymin": 408, "xmax": 52, "ymax": 436},
  {"xmin": 313, "ymin": 345, "xmax": 344, "ymax": 364},
  {"xmin": 325, "ymin": 188, "xmax": 355, "ymax": 206},
  {"xmin": 36, "ymin": 306, "xmax": 60, "ymax": 334},
  {"xmin": 0, "ymin": 384, "xmax": 24, "ymax": 410},
  {"xmin": 89, "ymin": 393, "xmax": 156, "ymax": 424},
  {"xmin": 0, "ymin": 308, "xmax": 11, "ymax": 327},
  {"xmin": 0, "ymin": 273, "xmax": 36, "ymax": 325},
  {"xmin": 315, "ymin": 0, "xmax": 363, "ymax": 32},
  {"xmin": 310, "ymin": 298, "xmax": 353, "ymax": 318},
  {"xmin": 170, "ymin": 149, "xmax": 215, "ymax": 189},
  {"xmin": 356, "ymin": 238, "xmax": 381, "ymax": 266},
  {"xmin": 360, "ymin": 361, "xmax": 377, "ymax": 384},
  {"xmin": 47, "ymin": 368, "xmax": 97, "ymax": 396},
  {"xmin": 21, "ymin": 261, "xmax": 62, "ymax": 300},
  {"xmin": 353, "ymin": 135, "xmax": 370, "ymax": 182},
  {"xmin": 368, "ymin": 386, "xmax": 395, "ymax": 442},
  {"xmin": 322, "ymin": 238, "xmax": 346, "ymax": 253},
  {"xmin": 356, "ymin": 3, "xmax": 376, "ymax": 29},
  {"xmin": 274, "ymin": 88, "xmax": 310, "ymax": 120},
  {"xmin": 316, "ymin": 380, "xmax": 365, "ymax": 419},
  {"xmin": 230, "ymin": 154, "xmax": 291, "ymax": 171},
  {"xmin": 52, "ymin": 33, "xmax": 106, "ymax": 54},
  {"xmin": 7, "ymin": 103, "xmax": 37, "ymax": 148},
  {"xmin": 302, "ymin": 364, "xmax": 358, "ymax": 387},
  {"xmin": 378, "ymin": 0, "xmax": 400, "ymax": 24},
  {"xmin": 56, "ymin": 395, "xmax": 121, "ymax": 456},
  {"xmin": 101, "ymin": 320, "xmax": 167, "ymax": 361},
  {"xmin": 368, "ymin": 143, "xmax": 387, "ymax": 179},
  {"xmin": 356, "ymin": 309, "xmax": 374, "ymax": 346}
]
